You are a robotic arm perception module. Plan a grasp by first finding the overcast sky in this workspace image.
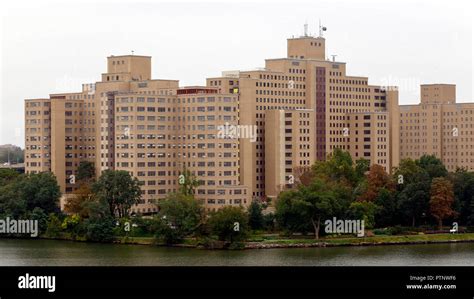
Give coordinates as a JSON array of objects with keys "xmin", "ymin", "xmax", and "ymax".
[{"xmin": 1, "ymin": 0, "xmax": 472, "ymax": 147}]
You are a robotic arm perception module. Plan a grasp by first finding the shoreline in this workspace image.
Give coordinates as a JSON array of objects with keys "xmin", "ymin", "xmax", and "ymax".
[
  {"xmin": 243, "ymin": 237, "xmax": 474, "ymax": 249},
  {"xmin": 3, "ymin": 232, "xmax": 474, "ymax": 250}
]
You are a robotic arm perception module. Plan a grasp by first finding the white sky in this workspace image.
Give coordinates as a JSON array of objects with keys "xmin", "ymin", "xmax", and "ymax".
[{"xmin": 1, "ymin": 0, "xmax": 473, "ymax": 147}]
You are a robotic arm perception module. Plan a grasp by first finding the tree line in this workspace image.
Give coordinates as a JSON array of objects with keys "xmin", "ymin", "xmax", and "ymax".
[
  {"xmin": 1, "ymin": 150, "xmax": 472, "ymax": 245},
  {"xmin": 0, "ymin": 144, "xmax": 24, "ymax": 164},
  {"xmin": 275, "ymin": 149, "xmax": 473, "ymax": 239},
  {"xmin": 0, "ymin": 163, "xmax": 260, "ymax": 247}
]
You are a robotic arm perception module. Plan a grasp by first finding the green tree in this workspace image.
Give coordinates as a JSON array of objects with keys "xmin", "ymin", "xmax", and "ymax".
[
  {"xmin": 76, "ymin": 161, "xmax": 95, "ymax": 183},
  {"xmin": 349, "ymin": 201, "xmax": 379, "ymax": 229},
  {"xmin": 313, "ymin": 148, "xmax": 358, "ymax": 186},
  {"xmin": 374, "ymin": 188, "xmax": 397, "ymax": 227},
  {"xmin": 301, "ymin": 181, "xmax": 341, "ymax": 239},
  {"xmin": 83, "ymin": 197, "xmax": 111, "ymax": 220},
  {"xmin": 355, "ymin": 158, "xmax": 370, "ymax": 180},
  {"xmin": 449, "ymin": 169, "xmax": 474, "ymax": 225},
  {"xmin": 470, "ymin": 200, "xmax": 474, "ymax": 226},
  {"xmin": 397, "ymin": 173, "xmax": 431, "ymax": 227},
  {"xmin": 156, "ymin": 192, "xmax": 204, "ymax": 244},
  {"xmin": 178, "ymin": 167, "xmax": 201, "ymax": 196},
  {"xmin": 248, "ymin": 201, "xmax": 264, "ymax": 230},
  {"xmin": 394, "ymin": 159, "xmax": 431, "ymax": 227},
  {"xmin": 1, "ymin": 173, "xmax": 60, "ymax": 217},
  {"xmin": 393, "ymin": 158, "xmax": 421, "ymax": 185},
  {"xmin": 208, "ymin": 206, "xmax": 249, "ymax": 242},
  {"xmin": 311, "ymin": 149, "xmax": 361, "ymax": 209},
  {"xmin": 18, "ymin": 172, "xmax": 61, "ymax": 214},
  {"xmin": 417, "ymin": 154, "xmax": 448, "ymax": 179},
  {"xmin": 28, "ymin": 207, "xmax": 48, "ymax": 235},
  {"xmin": 0, "ymin": 168, "xmax": 20, "ymax": 186},
  {"xmin": 84, "ymin": 216, "xmax": 115, "ymax": 242},
  {"xmin": 275, "ymin": 190, "xmax": 311, "ymax": 235},
  {"xmin": 276, "ymin": 179, "xmax": 342, "ymax": 239},
  {"xmin": 93, "ymin": 170, "xmax": 141, "ymax": 218},
  {"xmin": 0, "ymin": 180, "xmax": 27, "ymax": 218},
  {"xmin": 262, "ymin": 213, "xmax": 276, "ymax": 232}
]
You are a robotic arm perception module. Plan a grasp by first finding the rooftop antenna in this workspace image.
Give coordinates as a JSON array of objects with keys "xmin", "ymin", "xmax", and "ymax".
[
  {"xmin": 331, "ymin": 54, "xmax": 337, "ymax": 62},
  {"xmin": 319, "ymin": 19, "xmax": 327, "ymax": 37},
  {"xmin": 131, "ymin": 50, "xmax": 135, "ymax": 55},
  {"xmin": 304, "ymin": 21, "xmax": 308, "ymax": 37}
]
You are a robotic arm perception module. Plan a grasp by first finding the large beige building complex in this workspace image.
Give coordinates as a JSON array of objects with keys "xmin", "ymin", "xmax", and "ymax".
[
  {"xmin": 25, "ymin": 30, "xmax": 401, "ymax": 214},
  {"xmin": 400, "ymin": 84, "xmax": 474, "ymax": 172}
]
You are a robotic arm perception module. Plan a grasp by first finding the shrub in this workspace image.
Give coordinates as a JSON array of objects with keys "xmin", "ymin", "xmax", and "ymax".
[
  {"xmin": 132, "ymin": 217, "xmax": 163, "ymax": 237},
  {"xmin": 85, "ymin": 216, "xmax": 115, "ymax": 242},
  {"xmin": 156, "ymin": 224, "xmax": 182, "ymax": 245},
  {"xmin": 61, "ymin": 214, "xmax": 84, "ymax": 239},
  {"xmin": 372, "ymin": 228, "xmax": 391, "ymax": 236},
  {"xmin": 45, "ymin": 214, "xmax": 63, "ymax": 238},
  {"xmin": 29, "ymin": 207, "xmax": 48, "ymax": 235}
]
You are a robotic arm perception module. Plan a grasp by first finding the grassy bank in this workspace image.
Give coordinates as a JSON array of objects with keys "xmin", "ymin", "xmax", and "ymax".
[
  {"xmin": 244, "ymin": 233, "xmax": 474, "ymax": 249},
  {"xmin": 7, "ymin": 232, "xmax": 474, "ymax": 250},
  {"xmin": 101, "ymin": 232, "xmax": 474, "ymax": 249}
]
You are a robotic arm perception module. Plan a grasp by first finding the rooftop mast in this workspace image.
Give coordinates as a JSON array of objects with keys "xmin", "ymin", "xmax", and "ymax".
[{"xmin": 319, "ymin": 19, "xmax": 327, "ymax": 37}]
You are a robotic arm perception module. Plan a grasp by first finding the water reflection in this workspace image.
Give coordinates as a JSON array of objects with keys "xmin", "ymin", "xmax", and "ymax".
[{"xmin": 0, "ymin": 239, "xmax": 473, "ymax": 266}]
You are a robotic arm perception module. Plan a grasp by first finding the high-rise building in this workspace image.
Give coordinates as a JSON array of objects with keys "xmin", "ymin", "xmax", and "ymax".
[
  {"xmin": 25, "ymin": 30, "xmax": 401, "ymax": 213},
  {"xmin": 227, "ymin": 34, "xmax": 399, "ymax": 201},
  {"xmin": 400, "ymin": 84, "xmax": 474, "ymax": 171}
]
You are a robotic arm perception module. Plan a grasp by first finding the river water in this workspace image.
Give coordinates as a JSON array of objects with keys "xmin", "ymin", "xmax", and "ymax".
[{"xmin": 0, "ymin": 239, "xmax": 473, "ymax": 266}]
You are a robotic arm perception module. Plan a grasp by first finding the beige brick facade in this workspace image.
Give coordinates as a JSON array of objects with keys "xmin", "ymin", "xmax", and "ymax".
[
  {"xmin": 25, "ymin": 33, "xmax": 404, "ymax": 213},
  {"xmin": 400, "ymin": 84, "xmax": 474, "ymax": 172}
]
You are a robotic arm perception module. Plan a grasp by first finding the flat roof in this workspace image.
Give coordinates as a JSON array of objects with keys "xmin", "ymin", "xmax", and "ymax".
[
  {"xmin": 25, "ymin": 98, "xmax": 50, "ymax": 101},
  {"xmin": 421, "ymin": 83, "xmax": 456, "ymax": 86},
  {"xmin": 287, "ymin": 36, "xmax": 325, "ymax": 40},
  {"xmin": 179, "ymin": 86, "xmax": 216, "ymax": 89},
  {"xmin": 265, "ymin": 57, "xmax": 346, "ymax": 64},
  {"xmin": 207, "ymin": 76, "xmax": 240, "ymax": 79},
  {"xmin": 132, "ymin": 79, "xmax": 179, "ymax": 82},
  {"xmin": 107, "ymin": 55, "xmax": 151, "ymax": 58},
  {"xmin": 240, "ymin": 69, "xmax": 285, "ymax": 74}
]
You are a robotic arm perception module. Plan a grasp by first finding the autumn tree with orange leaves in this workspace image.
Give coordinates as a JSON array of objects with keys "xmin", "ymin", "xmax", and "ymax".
[
  {"xmin": 429, "ymin": 177, "xmax": 456, "ymax": 229},
  {"xmin": 357, "ymin": 164, "xmax": 395, "ymax": 202}
]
